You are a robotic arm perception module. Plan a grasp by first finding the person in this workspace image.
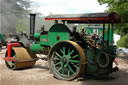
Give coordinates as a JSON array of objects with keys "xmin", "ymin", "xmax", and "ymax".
[
  {"xmin": 73, "ymin": 26, "xmax": 77, "ymax": 32},
  {"xmin": 97, "ymin": 30, "xmax": 103, "ymax": 46},
  {"xmin": 41, "ymin": 25, "xmax": 45, "ymax": 32},
  {"xmin": 112, "ymin": 58, "xmax": 119, "ymax": 72},
  {"xmin": 81, "ymin": 29, "xmax": 86, "ymax": 35}
]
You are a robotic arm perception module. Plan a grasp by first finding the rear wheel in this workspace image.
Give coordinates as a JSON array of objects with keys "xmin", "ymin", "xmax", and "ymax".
[{"xmin": 48, "ymin": 41, "xmax": 86, "ymax": 80}]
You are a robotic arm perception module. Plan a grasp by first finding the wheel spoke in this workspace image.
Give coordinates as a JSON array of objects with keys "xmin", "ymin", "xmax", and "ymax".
[
  {"xmin": 60, "ymin": 49, "xmax": 63, "ymax": 55},
  {"xmin": 7, "ymin": 61, "xmax": 12, "ymax": 67},
  {"xmin": 70, "ymin": 60, "xmax": 80, "ymax": 63},
  {"xmin": 69, "ymin": 50, "xmax": 75, "ymax": 56},
  {"xmin": 59, "ymin": 63, "xmax": 64, "ymax": 74},
  {"xmin": 63, "ymin": 47, "xmax": 65, "ymax": 56},
  {"xmin": 64, "ymin": 63, "xmax": 68, "ymax": 69},
  {"xmin": 68, "ymin": 65, "xmax": 75, "ymax": 74},
  {"xmin": 58, "ymin": 66, "xmax": 62, "ymax": 71},
  {"xmin": 68, "ymin": 70, "xmax": 70, "ymax": 76},
  {"xmin": 55, "ymin": 61, "xmax": 61, "ymax": 66},
  {"xmin": 58, "ymin": 63, "xmax": 63, "ymax": 71},
  {"xmin": 72, "ymin": 55, "xmax": 79, "ymax": 59},
  {"xmin": 71, "ymin": 62, "xmax": 79, "ymax": 69},
  {"xmin": 55, "ymin": 52, "xmax": 61, "ymax": 58},
  {"xmin": 7, "ymin": 61, "xmax": 14, "ymax": 67},
  {"xmin": 54, "ymin": 57, "xmax": 60, "ymax": 60}
]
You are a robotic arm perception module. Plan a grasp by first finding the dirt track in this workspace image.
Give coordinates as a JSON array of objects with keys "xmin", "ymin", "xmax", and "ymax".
[{"xmin": 0, "ymin": 48, "xmax": 128, "ymax": 85}]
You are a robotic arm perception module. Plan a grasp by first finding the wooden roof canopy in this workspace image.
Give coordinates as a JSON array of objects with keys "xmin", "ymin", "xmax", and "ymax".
[{"xmin": 45, "ymin": 12, "xmax": 120, "ymax": 24}]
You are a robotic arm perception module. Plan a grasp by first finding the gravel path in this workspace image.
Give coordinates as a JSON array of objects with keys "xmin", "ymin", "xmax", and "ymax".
[{"xmin": 0, "ymin": 48, "xmax": 128, "ymax": 85}]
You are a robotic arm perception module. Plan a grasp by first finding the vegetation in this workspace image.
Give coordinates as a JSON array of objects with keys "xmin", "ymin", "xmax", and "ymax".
[
  {"xmin": 117, "ymin": 34, "xmax": 128, "ymax": 47},
  {"xmin": 98, "ymin": 0, "xmax": 128, "ymax": 47}
]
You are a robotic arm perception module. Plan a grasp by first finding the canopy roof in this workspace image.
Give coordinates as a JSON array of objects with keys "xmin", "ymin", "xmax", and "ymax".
[{"xmin": 45, "ymin": 12, "xmax": 120, "ymax": 24}]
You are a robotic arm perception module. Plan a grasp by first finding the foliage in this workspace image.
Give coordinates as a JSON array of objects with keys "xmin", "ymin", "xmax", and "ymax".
[
  {"xmin": 97, "ymin": 0, "xmax": 128, "ymax": 47},
  {"xmin": 117, "ymin": 34, "xmax": 128, "ymax": 48}
]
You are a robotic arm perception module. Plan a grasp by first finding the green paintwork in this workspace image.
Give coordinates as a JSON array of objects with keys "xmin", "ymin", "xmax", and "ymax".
[
  {"xmin": 86, "ymin": 48, "xmax": 100, "ymax": 73},
  {"xmin": 0, "ymin": 34, "xmax": 3, "ymax": 41},
  {"xmin": 86, "ymin": 48, "xmax": 114, "ymax": 75},
  {"xmin": 48, "ymin": 24, "xmax": 70, "ymax": 46},
  {"xmin": 34, "ymin": 32, "xmax": 40, "ymax": 39},
  {"xmin": 104, "ymin": 28, "xmax": 113, "ymax": 43},
  {"xmin": 0, "ymin": 34, "xmax": 7, "ymax": 46},
  {"xmin": 30, "ymin": 43, "xmax": 43, "ymax": 52},
  {"xmin": 40, "ymin": 35, "xmax": 49, "ymax": 46}
]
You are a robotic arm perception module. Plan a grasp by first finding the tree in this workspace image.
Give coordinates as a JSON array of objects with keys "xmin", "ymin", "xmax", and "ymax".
[
  {"xmin": 117, "ymin": 34, "xmax": 128, "ymax": 47},
  {"xmin": 97, "ymin": 0, "xmax": 128, "ymax": 47}
]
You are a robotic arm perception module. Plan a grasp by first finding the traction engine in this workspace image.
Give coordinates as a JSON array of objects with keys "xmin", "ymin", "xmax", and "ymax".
[{"xmin": 4, "ymin": 12, "xmax": 120, "ymax": 80}]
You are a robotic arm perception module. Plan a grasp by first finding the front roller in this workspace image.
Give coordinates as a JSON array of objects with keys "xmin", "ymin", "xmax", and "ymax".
[
  {"xmin": 5, "ymin": 47, "xmax": 38, "ymax": 70},
  {"xmin": 48, "ymin": 41, "xmax": 86, "ymax": 80}
]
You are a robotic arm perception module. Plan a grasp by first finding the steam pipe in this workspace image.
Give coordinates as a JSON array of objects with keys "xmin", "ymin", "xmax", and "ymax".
[{"xmin": 30, "ymin": 14, "xmax": 36, "ymax": 39}]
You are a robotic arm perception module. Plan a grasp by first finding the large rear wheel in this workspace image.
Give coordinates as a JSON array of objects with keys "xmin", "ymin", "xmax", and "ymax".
[{"xmin": 48, "ymin": 41, "xmax": 86, "ymax": 80}]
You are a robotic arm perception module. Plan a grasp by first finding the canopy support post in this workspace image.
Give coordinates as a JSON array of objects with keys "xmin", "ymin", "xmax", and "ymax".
[
  {"xmin": 108, "ymin": 24, "xmax": 110, "ymax": 47},
  {"xmin": 103, "ymin": 24, "xmax": 105, "ymax": 48}
]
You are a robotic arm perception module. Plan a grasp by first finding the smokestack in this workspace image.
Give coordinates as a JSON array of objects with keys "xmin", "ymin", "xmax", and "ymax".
[{"xmin": 30, "ymin": 14, "xmax": 36, "ymax": 39}]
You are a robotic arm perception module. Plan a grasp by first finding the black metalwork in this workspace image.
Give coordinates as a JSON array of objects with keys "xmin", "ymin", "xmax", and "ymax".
[
  {"xmin": 103, "ymin": 24, "xmax": 105, "ymax": 48},
  {"xmin": 30, "ymin": 14, "xmax": 36, "ymax": 38}
]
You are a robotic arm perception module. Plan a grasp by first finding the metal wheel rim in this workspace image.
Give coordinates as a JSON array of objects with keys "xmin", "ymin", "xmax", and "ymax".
[
  {"xmin": 5, "ymin": 49, "xmax": 16, "ymax": 69},
  {"xmin": 48, "ymin": 41, "xmax": 86, "ymax": 80}
]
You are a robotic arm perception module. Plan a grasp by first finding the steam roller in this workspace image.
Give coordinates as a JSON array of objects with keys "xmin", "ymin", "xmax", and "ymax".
[
  {"xmin": 4, "ymin": 14, "xmax": 39, "ymax": 70},
  {"xmin": 5, "ymin": 46, "xmax": 38, "ymax": 70}
]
